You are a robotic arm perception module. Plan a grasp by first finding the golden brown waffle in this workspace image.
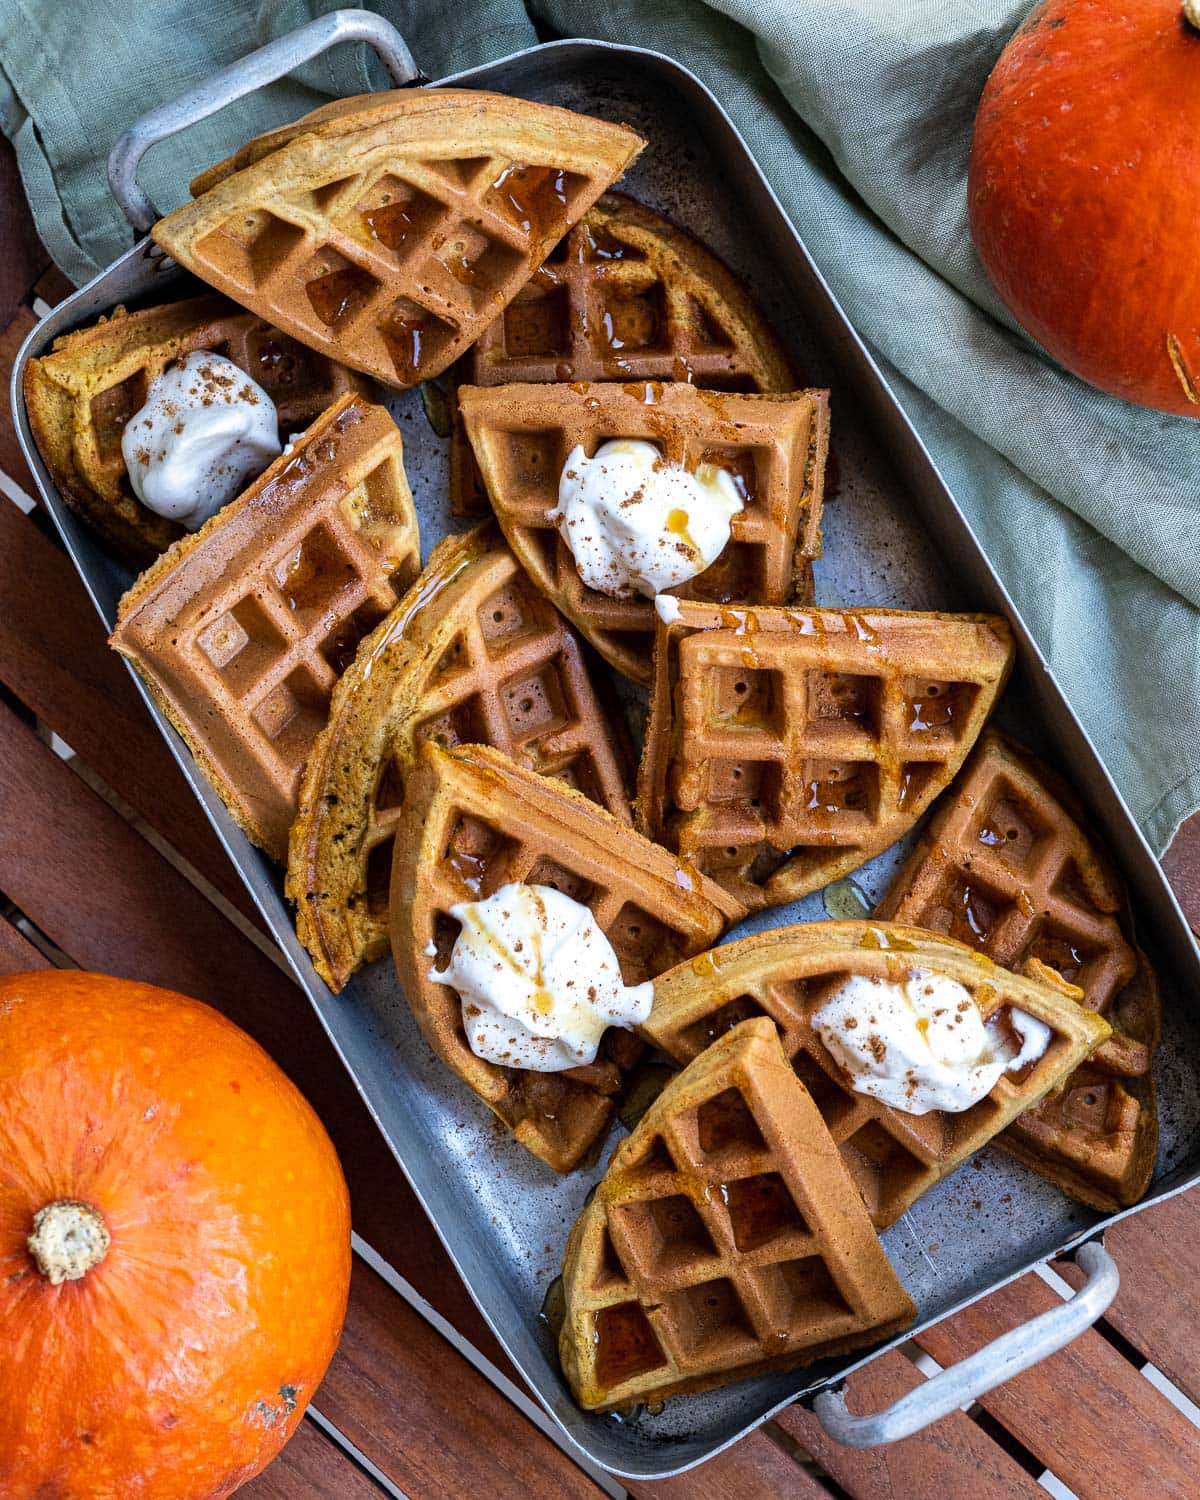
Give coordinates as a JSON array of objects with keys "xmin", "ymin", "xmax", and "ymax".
[
  {"xmin": 448, "ymin": 192, "xmax": 797, "ymax": 516},
  {"xmin": 876, "ymin": 731, "xmax": 1160, "ymax": 1210},
  {"xmin": 153, "ymin": 90, "xmax": 644, "ymax": 388},
  {"xmin": 110, "ymin": 393, "xmax": 420, "ymax": 859},
  {"xmin": 559, "ymin": 1015, "xmax": 916, "ymax": 1410},
  {"xmin": 637, "ymin": 600, "xmax": 1014, "ymax": 912},
  {"xmin": 639, "ymin": 922, "xmax": 1112, "ymax": 1228},
  {"xmin": 459, "ymin": 381, "xmax": 829, "ymax": 684},
  {"xmin": 389, "ymin": 742, "xmax": 743, "ymax": 1172},
  {"xmin": 288, "ymin": 522, "xmax": 633, "ymax": 992},
  {"xmin": 23, "ymin": 294, "xmax": 367, "ymax": 562}
]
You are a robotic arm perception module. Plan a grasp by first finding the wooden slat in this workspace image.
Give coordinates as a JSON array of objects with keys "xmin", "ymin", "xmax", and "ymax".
[
  {"xmin": 0, "ymin": 698, "xmax": 518, "ymax": 1367},
  {"xmin": 0, "ymin": 496, "xmax": 261, "ymax": 925},
  {"xmin": 1162, "ymin": 814, "xmax": 1200, "ymax": 936},
  {"xmin": 0, "ymin": 915, "xmax": 50, "ymax": 972},
  {"xmin": 0, "ymin": 307, "xmax": 37, "ymax": 494},
  {"xmin": 1057, "ymin": 1194, "xmax": 1200, "ymax": 1410},
  {"xmin": 33, "ymin": 263, "xmax": 75, "ymax": 308},
  {"xmin": 917, "ymin": 1273, "xmax": 1200, "ymax": 1499},
  {"xmin": 633, "ymin": 1428, "xmax": 828, "ymax": 1499},
  {"xmin": 0, "ymin": 142, "xmax": 48, "ymax": 331},
  {"xmin": 239, "ymin": 1418, "xmax": 383, "ymax": 1498},
  {"xmin": 778, "ymin": 1350, "xmax": 1044, "ymax": 1498},
  {"xmin": 318, "ymin": 1257, "xmax": 604, "ymax": 1500}
]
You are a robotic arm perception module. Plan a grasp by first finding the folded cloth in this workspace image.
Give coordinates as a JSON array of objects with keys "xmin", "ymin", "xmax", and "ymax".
[{"xmin": 2, "ymin": 0, "xmax": 1197, "ymax": 852}]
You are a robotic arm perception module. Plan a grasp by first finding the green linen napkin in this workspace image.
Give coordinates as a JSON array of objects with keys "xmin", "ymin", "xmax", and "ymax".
[{"xmin": 2, "ymin": 0, "xmax": 1197, "ymax": 854}]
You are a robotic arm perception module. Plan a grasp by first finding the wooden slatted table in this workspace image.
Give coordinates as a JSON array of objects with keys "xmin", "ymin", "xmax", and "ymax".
[{"xmin": 4, "ymin": 143, "xmax": 1200, "ymax": 1499}]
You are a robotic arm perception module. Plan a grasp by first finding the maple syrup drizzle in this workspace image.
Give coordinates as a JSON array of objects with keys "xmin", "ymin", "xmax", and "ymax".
[
  {"xmin": 488, "ymin": 163, "xmax": 570, "ymax": 237},
  {"xmin": 306, "ymin": 266, "xmax": 371, "ymax": 326},
  {"xmin": 593, "ymin": 1303, "xmax": 665, "ymax": 1390},
  {"xmin": 727, "ymin": 1173, "xmax": 798, "ymax": 1251},
  {"xmin": 363, "ymin": 199, "xmax": 419, "ymax": 252}
]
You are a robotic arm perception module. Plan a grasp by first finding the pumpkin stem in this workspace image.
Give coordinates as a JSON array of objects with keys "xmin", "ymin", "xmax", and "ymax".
[
  {"xmin": 1185, "ymin": 0, "xmax": 1200, "ymax": 31},
  {"xmin": 27, "ymin": 1200, "xmax": 111, "ymax": 1285}
]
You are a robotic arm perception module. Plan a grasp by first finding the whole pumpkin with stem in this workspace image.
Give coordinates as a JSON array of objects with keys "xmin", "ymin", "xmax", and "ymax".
[
  {"xmin": 0, "ymin": 971, "xmax": 351, "ymax": 1499},
  {"xmin": 968, "ymin": 0, "xmax": 1200, "ymax": 416}
]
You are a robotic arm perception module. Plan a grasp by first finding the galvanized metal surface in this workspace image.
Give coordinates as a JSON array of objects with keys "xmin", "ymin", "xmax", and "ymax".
[{"xmin": 12, "ymin": 33, "xmax": 1200, "ymax": 1480}]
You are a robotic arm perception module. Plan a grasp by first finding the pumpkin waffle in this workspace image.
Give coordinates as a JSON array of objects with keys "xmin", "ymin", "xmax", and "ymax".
[
  {"xmin": 458, "ymin": 381, "xmax": 829, "ymax": 684},
  {"xmin": 639, "ymin": 922, "xmax": 1111, "ymax": 1228},
  {"xmin": 876, "ymin": 731, "xmax": 1160, "ymax": 1210},
  {"xmin": 288, "ymin": 523, "xmax": 633, "ymax": 992},
  {"xmin": 637, "ymin": 600, "xmax": 1014, "ymax": 911},
  {"xmin": 110, "ymin": 393, "xmax": 420, "ymax": 860},
  {"xmin": 559, "ymin": 1015, "xmax": 916, "ymax": 1410},
  {"xmin": 448, "ymin": 192, "xmax": 797, "ymax": 516},
  {"xmin": 389, "ymin": 742, "xmax": 743, "ymax": 1172},
  {"xmin": 152, "ymin": 90, "xmax": 644, "ymax": 389},
  {"xmin": 22, "ymin": 294, "xmax": 367, "ymax": 562}
]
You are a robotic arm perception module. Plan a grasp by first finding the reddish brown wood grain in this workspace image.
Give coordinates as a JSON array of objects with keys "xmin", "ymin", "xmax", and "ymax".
[
  {"xmin": 0, "ymin": 142, "xmax": 48, "ymax": 332},
  {"xmin": 1162, "ymin": 815, "xmax": 1200, "ymax": 936},
  {"xmin": 779, "ymin": 1350, "xmax": 1044, "ymax": 1499},
  {"xmin": 1057, "ymin": 1193, "xmax": 1200, "ymax": 1410},
  {"xmin": 239, "ymin": 1418, "xmax": 382, "ymax": 1498},
  {"xmin": 0, "ymin": 916, "xmax": 49, "ymax": 973},
  {"xmin": 0, "ymin": 699, "xmax": 597, "ymax": 1491},
  {"xmin": 319, "ymin": 1258, "xmax": 604, "ymax": 1500},
  {"xmin": 0, "ymin": 695, "xmax": 522, "ymax": 1362},
  {"xmin": 0, "ymin": 496, "xmax": 261, "ymax": 924},
  {"xmin": 917, "ymin": 1273, "xmax": 1200, "ymax": 1498},
  {"xmin": 0, "ymin": 306, "xmax": 37, "ymax": 493},
  {"xmin": 632, "ymin": 1429, "xmax": 828, "ymax": 1499}
]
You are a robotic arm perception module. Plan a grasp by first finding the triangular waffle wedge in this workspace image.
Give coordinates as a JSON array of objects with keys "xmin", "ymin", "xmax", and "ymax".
[
  {"xmin": 23, "ymin": 294, "xmax": 367, "ymax": 561},
  {"xmin": 153, "ymin": 90, "xmax": 645, "ymax": 388},
  {"xmin": 448, "ymin": 192, "xmax": 797, "ymax": 516},
  {"xmin": 288, "ymin": 522, "xmax": 633, "ymax": 992},
  {"xmin": 876, "ymin": 730, "xmax": 1160, "ymax": 1210},
  {"xmin": 559, "ymin": 1016, "xmax": 916, "ymax": 1410},
  {"xmin": 639, "ymin": 922, "xmax": 1111, "ymax": 1228},
  {"xmin": 637, "ymin": 600, "xmax": 1014, "ymax": 911},
  {"xmin": 389, "ymin": 742, "xmax": 743, "ymax": 1172},
  {"xmin": 458, "ymin": 381, "xmax": 829, "ymax": 684},
  {"xmin": 110, "ymin": 393, "xmax": 420, "ymax": 859}
]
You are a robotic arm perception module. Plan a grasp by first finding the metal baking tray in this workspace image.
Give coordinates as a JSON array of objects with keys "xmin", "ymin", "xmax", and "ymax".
[{"xmin": 13, "ymin": 9, "xmax": 1200, "ymax": 1478}]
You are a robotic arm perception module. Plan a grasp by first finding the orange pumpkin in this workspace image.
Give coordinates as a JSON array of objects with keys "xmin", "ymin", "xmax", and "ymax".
[
  {"xmin": 968, "ymin": 0, "xmax": 1200, "ymax": 415},
  {"xmin": 0, "ymin": 971, "xmax": 351, "ymax": 1499}
]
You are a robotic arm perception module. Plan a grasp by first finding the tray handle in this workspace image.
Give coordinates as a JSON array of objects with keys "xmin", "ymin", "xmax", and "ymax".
[
  {"xmin": 811, "ymin": 1240, "xmax": 1119, "ymax": 1448},
  {"xmin": 107, "ymin": 8, "xmax": 421, "ymax": 233}
]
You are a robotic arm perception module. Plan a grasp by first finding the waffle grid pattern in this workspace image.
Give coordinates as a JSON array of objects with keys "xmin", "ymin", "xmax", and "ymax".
[
  {"xmin": 460, "ymin": 383, "xmax": 828, "ymax": 684},
  {"xmin": 112, "ymin": 398, "xmax": 419, "ymax": 858},
  {"xmin": 449, "ymin": 196, "xmax": 797, "ymax": 515},
  {"xmin": 156, "ymin": 95, "xmax": 642, "ymax": 388},
  {"xmin": 640, "ymin": 924, "xmax": 1108, "ymax": 1228},
  {"xmin": 561, "ymin": 1018, "xmax": 914, "ymax": 1408},
  {"xmin": 640, "ymin": 603, "xmax": 1012, "ymax": 910},
  {"xmin": 390, "ymin": 744, "xmax": 735, "ymax": 1172},
  {"xmin": 290, "ymin": 534, "xmax": 634, "ymax": 989},
  {"xmin": 878, "ymin": 732, "xmax": 1160, "ymax": 1207},
  {"xmin": 25, "ymin": 296, "xmax": 364, "ymax": 557}
]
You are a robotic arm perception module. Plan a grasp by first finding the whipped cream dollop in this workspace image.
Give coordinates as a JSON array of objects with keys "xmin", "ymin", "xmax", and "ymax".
[
  {"xmin": 549, "ymin": 439, "xmax": 743, "ymax": 599},
  {"xmin": 812, "ymin": 969, "xmax": 1051, "ymax": 1115},
  {"xmin": 121, "ymin": 351, "xmax": 282, "ymax": 529},
  {"xmin": 429, "ymin": 882, "xmax": 653, "ymax": 1072}
]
